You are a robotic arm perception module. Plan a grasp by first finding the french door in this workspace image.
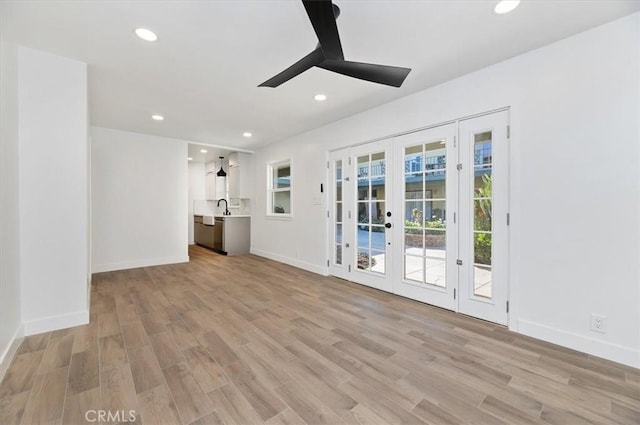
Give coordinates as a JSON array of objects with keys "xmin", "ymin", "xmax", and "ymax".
[
  {"xmin": 392, "ymin": 124, "xmax": 457, "ymax": 311},
  {"xmin": 329, "ymin": 110, "xmax": 509, "ymax": 325},
  {"xmin": 329, "ymin": 141, "xmax": 394, "ymax": 292},
  {"xmin": 457, "ymin": 112, "xmax": 509, "ymax": 325}
]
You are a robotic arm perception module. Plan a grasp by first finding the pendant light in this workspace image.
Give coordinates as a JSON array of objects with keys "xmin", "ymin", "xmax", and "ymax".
[{"xmin": 216, "ymin": 156, "xmax": 227, "ymax": 177}]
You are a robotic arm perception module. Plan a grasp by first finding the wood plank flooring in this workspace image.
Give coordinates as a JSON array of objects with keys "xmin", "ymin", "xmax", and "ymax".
[{"xmin": 1, "ymin": 245, "xmax": 638, "ymax": 424}]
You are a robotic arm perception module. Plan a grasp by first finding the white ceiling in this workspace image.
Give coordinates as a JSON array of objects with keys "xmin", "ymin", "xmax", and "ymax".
[
  {"xmin": 187, "ymin": 143, "xmax": 234, "ymax": 164},
  {"xmin": 2, "ymin": 1, "xmax": 639, "ymax": 150}
]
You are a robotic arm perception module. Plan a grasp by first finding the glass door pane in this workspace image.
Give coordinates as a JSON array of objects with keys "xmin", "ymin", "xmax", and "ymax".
[
  {"xmin": 335, "ymin": 160, "xmax": 343, "ymax": 265},
  {"xmin": 473, "ymin": 131, "xmax": 493, "ymax": 298},
  {"xmin": 402, "ymin": 140, "xmax": 447, "ymax": 288},
  {"xmin": 356, "ymin": 153, "xmax": 386, "ymax": 274},
  {"xmin": 329, "ymin": 150, "xmax": 352, "ymax": 281}
]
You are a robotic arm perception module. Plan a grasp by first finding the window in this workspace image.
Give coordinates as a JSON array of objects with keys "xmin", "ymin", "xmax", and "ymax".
[{"xmin": 267, "ymin": 160, "xmax": 291, "ymax": 216}]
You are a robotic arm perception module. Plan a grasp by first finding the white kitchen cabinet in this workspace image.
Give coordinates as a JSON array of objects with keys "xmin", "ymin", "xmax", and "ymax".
[
  {"xmin": 228, "ymin": 164, "xmax": 240, "ymax": 199},
  {"xmin": 205, "ymin": 161, "xmax": 217, "ymax": 200},
  {"xmin": 228, "ymin": 152, "xmax": 252, "ymax": 199},
  {"xmin": 206, "ymin": 173, "xmax": 216, "ymax": 200}
]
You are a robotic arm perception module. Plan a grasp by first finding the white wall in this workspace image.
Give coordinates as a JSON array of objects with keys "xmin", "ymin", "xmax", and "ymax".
[
  {"xmin": 92, "ymin": 127, "xmax": 188, "ymax": 272},
  {"xmin": 18, "ymin": 47, "xmax": 90, "ymax": 334},
  {"xmin": 251, "ymin": 13, "xmax": 640, "ymax": 367},
  {"xmin": 0, "ymin": 42, "xmax": 23, "ymax": 366},
  {"xmin": 188, "ymin": 162, "xmax": 206, "ymax": 244}
]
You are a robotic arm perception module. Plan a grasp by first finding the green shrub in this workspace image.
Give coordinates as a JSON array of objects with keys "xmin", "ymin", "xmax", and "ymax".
[
  {"xmin": 474, "ymin": 233, "xmax": 492, "ymax": 265},
  {"xmin": 405, "ymin": 220, "xmax": 422, "ymax": 234},
  {"xmin": 475, "ymin": 174, "xmax": 492, "ymax": 232},
  {"xmin": 404, "ymin": 219, "xmax": 445, "ymax": 234},
  {"xmin": 426, "ymin": 219, "xmax": 445, "ymax": 229}
]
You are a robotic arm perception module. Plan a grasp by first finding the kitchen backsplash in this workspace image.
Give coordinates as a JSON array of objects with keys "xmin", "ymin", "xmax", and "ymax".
[
  {"xmin": 193, "ymin": 199, "xmax": 251, "ymax": 216},
  {"xmin": 233, "ymin": 199, "xmax": 251, "ymax": 215}
]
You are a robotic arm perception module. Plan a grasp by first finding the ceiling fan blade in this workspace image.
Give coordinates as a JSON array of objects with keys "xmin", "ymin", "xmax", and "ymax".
[
  {"xmin": 318, "ymin": 59, "xmax": 411, "ymax": 87},
  {"xmin": 302, "ymin": 0, "xmax": 343, "ymax": 60},
  {"xmin": 259, "ymin": 48, "xmax": 325, "ymax": 87}
]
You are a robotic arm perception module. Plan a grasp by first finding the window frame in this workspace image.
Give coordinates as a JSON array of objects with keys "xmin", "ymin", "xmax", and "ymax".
[{"xmin": 267, "ymin": 159, "xmax": 292, "ymax": 218}]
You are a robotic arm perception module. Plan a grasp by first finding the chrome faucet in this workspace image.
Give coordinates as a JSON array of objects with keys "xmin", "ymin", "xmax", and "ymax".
[{"xmin": 217, "ymin": 199, "xmax": 231, "ymax": 215}]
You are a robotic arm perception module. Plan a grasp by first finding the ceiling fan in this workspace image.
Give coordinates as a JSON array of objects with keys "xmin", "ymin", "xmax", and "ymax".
[{"xmin": 259, "ymin": 0, "xmax": 411, "ymax": 88}]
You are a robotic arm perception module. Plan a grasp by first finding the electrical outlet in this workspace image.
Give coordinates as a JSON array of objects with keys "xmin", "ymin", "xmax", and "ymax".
[{"xmin": 590, "ymin": 313, "xmax": 607, "ymax": 334}]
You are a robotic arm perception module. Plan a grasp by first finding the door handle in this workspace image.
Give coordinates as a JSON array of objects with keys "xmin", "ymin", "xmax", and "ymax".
[{"xmin": 385, "ymin": 223, "xmax": 392, "ymax": 228}]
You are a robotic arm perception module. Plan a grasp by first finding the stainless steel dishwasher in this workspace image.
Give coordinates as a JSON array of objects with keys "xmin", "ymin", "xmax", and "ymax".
[{"xmin": 213, "ymin": 216, "xmax": 225, "ymax": 253}]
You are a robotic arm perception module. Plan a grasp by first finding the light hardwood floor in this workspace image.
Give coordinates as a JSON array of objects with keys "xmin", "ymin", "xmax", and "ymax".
[{"xmin": 1, "ymin": 245, "xmax": 639, "ymax": 424}]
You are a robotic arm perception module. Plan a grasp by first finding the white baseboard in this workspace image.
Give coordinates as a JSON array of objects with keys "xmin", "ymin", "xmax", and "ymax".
[
  {"xmin": 22, "ymin": 310, "xmax": 89, "ymax": 336},
  {"xmin": 250, "ymin": 248, "xmax": 329, "ymax": 276},
  {"xmin": 0, "ymin": 324, "xmax": 25, "ymax": 383},
  {"xmin": 92, "ymin": 256, "xmax": 189, "ymax": 273},
  {"xmin": 517, "ymin": 318, "xmax": 639, "ymax": 369}
]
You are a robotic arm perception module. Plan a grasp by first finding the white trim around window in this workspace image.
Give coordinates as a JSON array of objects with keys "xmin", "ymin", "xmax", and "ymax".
[{"xmin": 267, "ymin": 159, "xmax": 292, "ymax": 218}]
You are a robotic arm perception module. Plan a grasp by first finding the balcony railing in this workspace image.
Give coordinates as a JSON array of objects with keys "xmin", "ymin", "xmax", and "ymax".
[{"xmin": 357, "ymin": 162, "xmax": 385, "ymax": 178}]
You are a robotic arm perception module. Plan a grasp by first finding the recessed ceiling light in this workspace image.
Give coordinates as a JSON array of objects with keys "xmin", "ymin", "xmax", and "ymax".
[
  {"xmin": 314, "ymin": 94, "xmax": 327, "ymax": 101},
  {"xmin": 135, "ymin": 28, "xmax": 158, "ymax": 42},
  {"xmin": 494, "ymin": 0, "xmax": 520, "ymax": 14},
  {"xmin": 151, "ymin": 114, "xmax": 164, "ymax": 121},
  {"xmin": 200, "ymin": 149, "xmax": 208, "ymax": 153},
  {"xmin": 242, "ymin": 132, "xmax": 252, "ymax": 138},
  {"xmin": 187, "ymin": 157, "xmax": 193, "ymax": 161}
]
